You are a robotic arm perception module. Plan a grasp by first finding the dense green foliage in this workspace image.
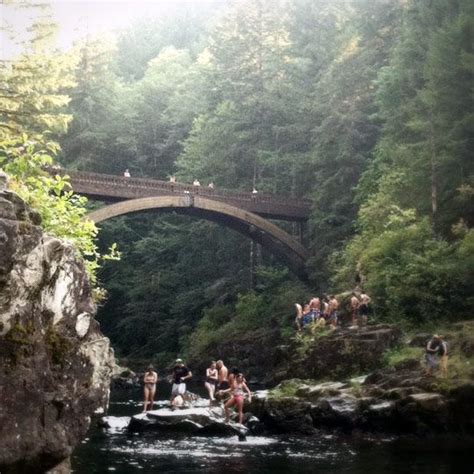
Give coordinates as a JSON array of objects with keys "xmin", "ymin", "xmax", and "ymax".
[
  {"xmin": 5, "ymin": 0, "xmax": 473, "ymax": 366},
  {"xmin": 0, "ymin": 3, "xmax": 118, "ymax": 286}
]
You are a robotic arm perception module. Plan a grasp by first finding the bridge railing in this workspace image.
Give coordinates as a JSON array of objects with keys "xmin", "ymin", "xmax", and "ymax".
[{"xmin": 47, "ymin": 168, "xmax": 311, "ymax": 216}]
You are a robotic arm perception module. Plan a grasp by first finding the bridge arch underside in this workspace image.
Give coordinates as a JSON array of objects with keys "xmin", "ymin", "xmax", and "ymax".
[{"xmin": 87, "ymin": 196, "xmax": 309, "ymax": 280}]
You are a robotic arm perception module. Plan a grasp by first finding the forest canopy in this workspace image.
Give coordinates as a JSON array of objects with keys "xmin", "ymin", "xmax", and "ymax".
[{"xmin": 1, "ymin": 0, "xmax": 473, "ymax": 367}]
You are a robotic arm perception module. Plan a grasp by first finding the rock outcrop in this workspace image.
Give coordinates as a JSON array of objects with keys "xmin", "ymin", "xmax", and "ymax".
[
  {"xmin": 127, "ymin": 397, "xmax": 261, "ymax": 437},
  {"xmin": 250, "ymin": 373, "xmax": 474, "ymax": 435},
  {"xmin": 270, "ymin": 324, "xmax": 402, "ymax": 385},
  {"xmin": 0, "ymin": 188, "xmax": 115, "ymax": 472}
]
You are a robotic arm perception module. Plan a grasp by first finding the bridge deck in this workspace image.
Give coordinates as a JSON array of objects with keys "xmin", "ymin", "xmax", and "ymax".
[{"xmin": 54, "ymin": 169, "xmax": 311, "ymax": 221}]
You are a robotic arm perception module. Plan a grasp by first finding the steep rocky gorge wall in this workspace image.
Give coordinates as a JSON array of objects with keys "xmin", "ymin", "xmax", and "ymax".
[{"xmin": 0, "ymin": 188, "xmax": 115, "ymax": 472}]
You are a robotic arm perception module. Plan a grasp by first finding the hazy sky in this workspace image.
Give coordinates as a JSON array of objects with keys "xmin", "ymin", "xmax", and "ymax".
[{"xmin": 1, "ymin": 0, "xmax": 228, "ymax": 59}]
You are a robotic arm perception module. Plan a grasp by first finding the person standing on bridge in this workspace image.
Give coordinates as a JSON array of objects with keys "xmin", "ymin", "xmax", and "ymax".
[{"xmin": 123, "ymin": 169, "xmax": 131, "ymax": 178}]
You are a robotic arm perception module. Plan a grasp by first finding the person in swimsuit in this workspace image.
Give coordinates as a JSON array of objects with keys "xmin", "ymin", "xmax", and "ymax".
[
  {"xmin": 359, "ymin": 292, "xmax": 371, "ymax": 326},
  {"xmin": 205, "ymin": 361, "xmax": 218, "ymax": 403},
  {"xmin": 328, "ymin": 295, "xmax": 339, "ymax": 329},
  {"xmin": 295, "ymin": 303, "xmax": 303, "ymax": 331},
  {"xmin": 216, "ymin": 360, "xmax": 229, "ymax": 396},
  {"xmin": 301, "ymin": 303, "xmax": 314, "ymax": 329},
  {"xmin": 143, "ymin": 365, "xmax": 158, "ymax": 412},
  {"xmin": 350, "ymin": 292, "xmax": 360, "ymax": 327},
  {"xmin": 224, "ymin": 373, "xmax": 252, "ymax": 425}
]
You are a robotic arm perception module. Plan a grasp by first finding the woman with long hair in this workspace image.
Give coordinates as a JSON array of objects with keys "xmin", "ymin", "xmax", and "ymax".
[
  {"xmin": 143, "ymin": 365, "xmax": 158, "ymax": 412},
  {"xmin": 204, "ymin": 361, "xmax": 218, "ymax": 403},
  {"xmin": 224, "ymin": 373, "xmax": 252, "ymax": 425}
]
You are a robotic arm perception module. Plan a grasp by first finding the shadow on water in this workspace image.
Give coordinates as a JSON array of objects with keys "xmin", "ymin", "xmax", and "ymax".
[{"xmin": 71, "ymin": 387, "xmax": 474, "ymax": 474}]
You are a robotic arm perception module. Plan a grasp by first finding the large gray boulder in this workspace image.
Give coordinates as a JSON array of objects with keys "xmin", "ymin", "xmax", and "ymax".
[
  {"xmin": 128, "ymin": 405, "xmax": 251, "ymax": 437},
  {"xmin": 0, "ymin": 189, "xmax": 115, "ymax": 472}
]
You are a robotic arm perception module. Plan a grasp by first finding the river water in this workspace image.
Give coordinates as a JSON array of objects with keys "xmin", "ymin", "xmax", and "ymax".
[{"xmin": 71, "ymin": 386, "xmax": 474, "ymax": 474}]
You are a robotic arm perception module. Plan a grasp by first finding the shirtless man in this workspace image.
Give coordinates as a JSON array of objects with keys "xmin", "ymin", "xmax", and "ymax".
[
  {"xmin": 295, "ymin": 303, "xmax": 303, "ymax": 331},
  {"xmin": 143, "ymin": 365, "xmax": 158, "ymax": 412},
  {"xmin": 328, "ymin": 295, "xmax": 339, "ymax": 329},
  {"xmin": 216, "ymin": 360, "xmax": 229, "ymax": 394},
  {"xmin": 359, "ymin": 291, "xmax": 372, "ymax": 326},
  {"xmin": 350, "ymin": 293, "xmax": 360, "ymax": 327},
  {"xmin": 309, "ymin": 297, "xmax": 321, "ymax": 320}
]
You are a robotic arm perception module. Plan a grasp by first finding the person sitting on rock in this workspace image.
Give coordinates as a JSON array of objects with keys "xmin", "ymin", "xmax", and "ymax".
[
  {"xmin": 143, "ymin": 365, "xmax": 158, "ymax": 412},
  {"xmin": 171, "ymin": 394, "xmax": 185, "ymax": 408},
  {"xmin": 170, "ymin": 359, "xmax": 192, "ymax": 407},
  {"xmin": 425, "ymin": 335, "xmax": 442, "ymax": 376},
  {"xmin": 223, "ymin": 373, "xmax": 252, "ymax": 425}
]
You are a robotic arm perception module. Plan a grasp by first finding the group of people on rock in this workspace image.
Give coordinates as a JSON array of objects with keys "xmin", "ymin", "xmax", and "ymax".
[
  {"xmin": 142, "ymin": 358, "xmax": 251, "ymax": 425},
  {"xmin": 295, "ymin": 291, "xmax": 372, "ymax": 332},
  {"xmin": 295, "ymin": 295, "xmax": 340, "ymax": 331},
  {"xmin": 204, "ymin": 360, "xmax": 252, "ymax": 424}
]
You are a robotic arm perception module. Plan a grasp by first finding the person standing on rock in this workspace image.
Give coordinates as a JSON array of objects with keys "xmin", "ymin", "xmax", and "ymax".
[
  {"xmin": 205, "ymin": 361, "xmax": 219, "ymax": 403},
  {"xmin": 216, "ymin": 360, "xmax": 229, "ymax": 396},
  {"xmin": 425, "ymin": 335, "xmax": 442, "ymax": 375},
  {"xmin": 350, "ymin": 293, "xmax": 360, "ymax": 328},
  {"xmin": 295, "ymin": 303, "xmax": 303, "ymax": 331},
  {"xmin": 143, "ymin": 365, "xmax": 158, "ymax": 412},
  {"xmin": 359, "ymin": 291, "xmax": 372, "ymax": 326},
  {"xmin": 224, "ymin": 373, "xmax": 252, "ymax": 425},
  {"xmin": 170, "ymin": 359, "xmax": 192, "ymax": 406},
  {"xmin": 328, "ymin": 295, "xmax": 339, "ymax": 329},
  {"xmin": 439, "ymin": 336, "xmax": 448, "ymax": 378}
]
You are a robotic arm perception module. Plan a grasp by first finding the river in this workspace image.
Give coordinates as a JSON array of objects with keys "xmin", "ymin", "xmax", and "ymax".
[{"xmin": 71, "ymin": 385, "xmax": 474, "ymax": 473}]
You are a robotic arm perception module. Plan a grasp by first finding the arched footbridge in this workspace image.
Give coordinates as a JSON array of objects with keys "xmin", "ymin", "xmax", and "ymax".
[{"xmin": 53, "ymin": 170, "xmax": 312, "ymax": 279}]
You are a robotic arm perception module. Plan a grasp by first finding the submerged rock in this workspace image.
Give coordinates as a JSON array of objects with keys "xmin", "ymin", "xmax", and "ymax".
[{"xmin": 0, "ymin": 189, "xmax": 115, "ymax": 472}]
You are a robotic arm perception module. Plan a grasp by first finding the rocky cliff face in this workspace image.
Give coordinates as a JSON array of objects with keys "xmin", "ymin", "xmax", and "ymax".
[{"xmin": 0, "ymin": 187, "xmax": 115, "ymax": 473}]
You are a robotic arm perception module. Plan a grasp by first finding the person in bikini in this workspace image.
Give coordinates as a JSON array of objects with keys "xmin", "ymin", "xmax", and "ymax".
[
  {"xmin": 143, "ymin": 365, "xmax": 158, "ymax": 412},
  {"xmin": 204, "ymin": 361, "xmax": 219, "ymax": 403},
  {"xmin": 224, "ymin": 373, "xmax": 252, "ymax": 425}
]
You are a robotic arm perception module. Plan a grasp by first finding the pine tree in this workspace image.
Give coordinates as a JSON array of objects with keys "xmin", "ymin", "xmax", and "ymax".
[{"xmin": 0, "ymin": 2, "xmax": 76, "ymax": 139}]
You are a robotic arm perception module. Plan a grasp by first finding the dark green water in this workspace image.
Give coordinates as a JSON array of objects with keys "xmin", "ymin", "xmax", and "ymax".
[{"xmin": 71, "ymin": 386, "xmax": 474, "ymax": 474}]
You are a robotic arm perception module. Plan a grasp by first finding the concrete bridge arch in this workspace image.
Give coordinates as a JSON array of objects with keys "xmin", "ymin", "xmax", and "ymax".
[{"xmin": 87, "ymin": 194, "xmax": 309, "ymax": 280}]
